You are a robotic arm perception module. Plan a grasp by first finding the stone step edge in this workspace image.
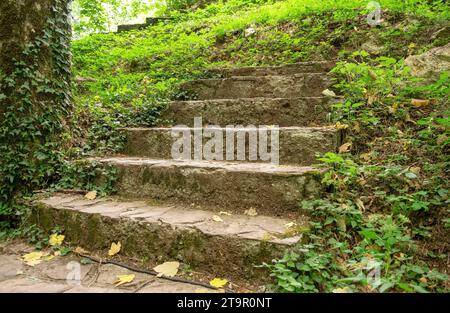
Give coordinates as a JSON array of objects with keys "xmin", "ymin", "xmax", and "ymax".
[
  {"xmin": 92, "ymin": 157, "xmax": 321, "ymax": 176},
  {"xmin": 208, "ymin": 61, "xmax": 336, "ymax": 76},
  {"xmin": 186, "ymin": 72, "xmax": 328, "ymax": 83},
  {"xmin": 167, "ymin": 96, "xmax": 337, "ymax": 104},
  {"xmin": 119, "ymin": 126, "xmax": 338, "ymax": 131}
]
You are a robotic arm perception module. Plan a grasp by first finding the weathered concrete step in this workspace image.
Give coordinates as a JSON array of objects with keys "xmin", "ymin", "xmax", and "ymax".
[
  {"xmin": 93, "ymin": 157, "xmax": 322, "ymax": 216},
  {"xmin": 180, "ymin": 74, "xmax": 329, "ymax": 100},
  {"xmin": 121, "ymin": 127, "xmax": 341, "ymax": 166},
  {"xmin": 162, "ymin": 97, "xmax": 335, "ymax": 127},
  {"xmin": 32, "ymin": 193, "xmax": 307, "ymax": 282},
  {"xmin": 211, "ymin": 61, "xmax": 335, "ymax": 77}
]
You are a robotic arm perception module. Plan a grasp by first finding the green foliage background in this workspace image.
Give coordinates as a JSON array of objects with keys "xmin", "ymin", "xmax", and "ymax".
[{"xmin": 0, "ymin": 0, "xmax": 448, "ymax": 292}]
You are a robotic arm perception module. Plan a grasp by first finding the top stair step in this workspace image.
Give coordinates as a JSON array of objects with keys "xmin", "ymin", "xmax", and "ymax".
[
  {"xmin": 180, "ymin": 73, "xmax": 329, "ymax": 100},
  {"xmin": 210, "ymin": 61, "xmax": 335, "ymax": 77}
]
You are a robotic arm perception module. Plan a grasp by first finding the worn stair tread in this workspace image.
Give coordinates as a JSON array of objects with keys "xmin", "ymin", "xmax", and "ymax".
[
  {"xmin": 180, "ymin": 74, "xmax": 329, "ymax": 99},
  {"xmin": 38, "ymin": 193, "xmax": 305, "ymax": 245},
  {"xmin": 210, "ymin": 61, "xmax": 335, "ymax": 77},
  {"xmin": 120, "ymin": 126, "xmax": 341, "ymax": 166},
  {"xmin": 168, "ymin": 96, "xmax": 330, "ymax": 104},
  {"xmin": 162, "ymin": 97, "xmax": 336, "ymax": 127},
  {"xmin": 89, "ymin": 157, "xmax": 321, "ymax": 214},
  {"xmin": 121, "ymin": 126, "xmax": 336, "ymax": 131},
  {"xmin": 93, "ymin": 157, "xmax": 319, "ymax": 175}
]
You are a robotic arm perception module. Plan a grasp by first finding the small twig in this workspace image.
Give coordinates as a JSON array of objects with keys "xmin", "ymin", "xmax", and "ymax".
[{"xmin": 77, "ymin": 253, "xmax": 232, "ymax": 292}]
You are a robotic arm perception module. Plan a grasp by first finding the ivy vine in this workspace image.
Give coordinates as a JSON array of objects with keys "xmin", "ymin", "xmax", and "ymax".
[{"xmin": 0, "ymin": 0, "xmax": 72, "ymax": 229}]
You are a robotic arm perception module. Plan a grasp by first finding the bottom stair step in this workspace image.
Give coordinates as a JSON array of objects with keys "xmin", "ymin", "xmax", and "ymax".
[{"xmin": 31, "ymin": 192, "xmax": 308, "ymax": 283}]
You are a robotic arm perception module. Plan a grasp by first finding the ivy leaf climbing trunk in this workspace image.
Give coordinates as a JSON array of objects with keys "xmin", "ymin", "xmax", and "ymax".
[{"xmin": 0, "ymin": 0, "xmax": 72, "ymax": 228}]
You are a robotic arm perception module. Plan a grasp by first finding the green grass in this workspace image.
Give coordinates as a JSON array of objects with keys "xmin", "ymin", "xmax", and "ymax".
[{"xmin": 72, "ymin": 0, "xmax": 449, "ymax": 151}]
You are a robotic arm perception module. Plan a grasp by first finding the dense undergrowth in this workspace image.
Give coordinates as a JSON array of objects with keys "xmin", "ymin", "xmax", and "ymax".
[
  {"xmin": 1, "ymin": 0, "xmax": 448, "ymax": 293},
  {"xmin": 265, "ymin": 53, "xmax": 449, "ymax": 292}
]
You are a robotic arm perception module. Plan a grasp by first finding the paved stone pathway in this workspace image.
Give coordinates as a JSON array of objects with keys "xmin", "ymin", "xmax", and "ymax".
[{"xmin": 0, "ymin": 241, "xmax": 201, "ymax": 293}]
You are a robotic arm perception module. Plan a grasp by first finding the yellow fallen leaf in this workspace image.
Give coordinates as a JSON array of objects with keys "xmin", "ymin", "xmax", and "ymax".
[
  {"xmin": 335, "ymin": 122, "xmax": 349, "ymax": 130},
  {"xmin": 219, "ymin": 211, "xmax": 232, "ymax": 216},
  {"xmin": 85, "ymin": 190, "xmax": 97, "ymax": 200},
  {"xmin": 261, "ymin": 233, "xmax": 274, "ymax": 241},
  {"xmin": 336, "ymin": 217, "xmax": 346, "ymax": 232},
  {"xmin": 356, "ymin": 198, "xmax": 366, "ymax": 211},
  {"xmin": 211, "ymin": 215, "xmax": 224, "ymax": 222},
  {"xmin": 49, "ymin": 234, "xmax": 65, "ymax": 246},
  {"xmin": 115, "ymin": 274, "xmax": 135, "ymax": 287},
  {"xmin": 410, "ymin": 166, "xmax": 421, "ymax": 175},
  {"xmin": 22, "ymin": 251, "xmax": 45, "ymax": 267},
  {"xmin": 322, "ymin": 89, "xmax": 336, "ymax": 97},
  {"xmin": 244, "ymin": 208, "xmax": 258, "ymax": 217},
  {"xmin": 419, "ymin": 277, "xmax": 428, "ymax": 284},
  {"xmin": 389, "ymin": 104, "xmax": 398, "ymax": 114},
  {"xmin": 43, "ymin": 255, "xmax": 55, "ymax": 261},
  {"xmin": 368, "ymin": 70, "xmax": 378, "ymax": 80},
  {"xmin": 74, "ymin": 247, "xmax": 89, "ymax": 255},
  {"xmin": 23, "ymin": 251, "xmax": 44, "ymax": 262},
  {"xmin": 16, "ymin": 270, "xmax": 24, "ymax": 275},
  {"xmin": 411, "ymin": 99, "xmax": 430, "ymax": 108},
  {"xmin": 153, "ymin": 261, "xmax": 180, "ymax": 277},
  {"xmin": 195, "ymin": 288, "xmax": 224, "ymax": 293},
  {"xmin": 332, "ymin": 287, "xmax": 352, "ymax": 293},
  {"xmin": 338, "ymin": 142, "xmax": 352, "ymax": 154},
  {"xmin": 285, "ymin": 222, "xmax": 297, "ymax": 229},
  {"xmin": 210, "ymin": 278, "xmax": 228, "ymax": 288},
  {"xmin": 108, "ymin": 242, "xmax": 121, "ymax": 256},
  {"xmin": 25, "ymin": 259, "xmax": 42, "ymax": 267},
  {"xmin": 360, "ymin": 153, "xmax": 371, "ymax": 161}
]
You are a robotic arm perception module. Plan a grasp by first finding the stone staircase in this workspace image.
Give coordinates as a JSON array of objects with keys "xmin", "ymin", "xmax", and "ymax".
[{"xmin": 32, "ymin": 61, "xmax": 342, "ymax": 285}]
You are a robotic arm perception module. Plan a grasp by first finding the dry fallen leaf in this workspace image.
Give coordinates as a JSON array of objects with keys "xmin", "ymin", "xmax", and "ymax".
[
  {"xmin": 410, "ymin": 166, "xmax": 421, "ymax": 175},
  {"xmin": 153, "ymin": 261, "xmax": 180, "ymax": 277},
  {"xmin": 115, "ymin": 274, "xmax": 135, "ymax": 287},
  {"xmin": 336, "ymin": 217, "xmax": 346, "ymax": 232},
  {"xmin": 22, "ymin": 251, "xmax": 45, "ymax": 267},
  {"xmin": 368, "ymin": 70, "xmax": 378, "ymax": 80},
  {"xmin": 339, "ymin": 142, "xmax": 352, "ymax": 154},
  {"xmin": 195, "ymin": 288, "xmax": 224, "ymax": 293},
  {"xmin": 356, "ymin": 198, "xmax": 366, "ymax": 211},
  {"xmin": 335, "ymin": 122, "xmax": 349, "ymax": 130},
  {"xmin": 108, "ymin": 242, "xmax": 121, "ymax": 256},
  {"xmin": 332, "ymin": 287, "xmax": 352, "ymax": 293},
  {"xmin": 74, "ymin": 247, "xmax": 89, "ymax": 255},
  {"xmin": 43, "ymin": 255, "xmax": 55, "ymax": 261},
  {"xmin": 210, "ymin": 278, "xmax": 228, "ymax": 288},
  {"xmin": 49, "ymin": 234, "xmax": 65, "ymax": 246},
  {"xmin": 219, "ymin": 211, "xmax": 232, "ymax": 216},
  {"xmin": 360, "ymin": 153, "xmax": 371, "ymax": 161},
  {"xmin": 211, "ymin": 215, "xmax": 224, "ymax": 222},
  {"xmin": 261, "ymin": 233, "xmax": 274, "ymax": 241},
  {"xmin": 411, "ymin": 99, "xmax": 430, "ymax": 108},
  {"xmin": 285, "ymin": 222, "xmax": 297, "ymax": 229},
  {"xmin": 85, "ymin": 190, "xmax": 97, "ymax": 200},
  {"xmin": 322, "ymin": 89, "xmax": 336, "ymax": 97},
  {"xmin": 244, "ymin": 208, "xmax": 258, "ymax": 217}
]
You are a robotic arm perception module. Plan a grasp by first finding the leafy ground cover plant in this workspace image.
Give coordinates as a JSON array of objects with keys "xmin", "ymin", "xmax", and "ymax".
[{"xmin": 265, "ymin": 52, "xmax": 449, "ymax": 293}]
